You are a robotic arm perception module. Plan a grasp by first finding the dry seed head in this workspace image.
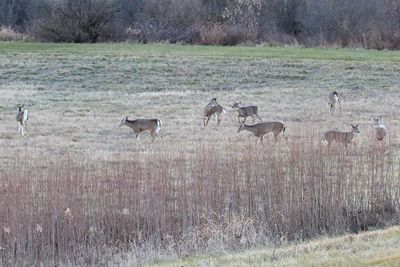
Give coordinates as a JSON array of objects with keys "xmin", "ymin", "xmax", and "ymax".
[
  {"xmin": 3, "ymin": 226, "xmax": 10, "ymax": 234},
  {"xmin": 121, "ymin": 208, "xmax": 130, "ymax": 215},
  {"xmin": 36, "ymin": 224, "xmax": 43, "ymax": 233},
  {"xmin": 64, "ymin": 208, "xmax": 72, "ymax": 218}
]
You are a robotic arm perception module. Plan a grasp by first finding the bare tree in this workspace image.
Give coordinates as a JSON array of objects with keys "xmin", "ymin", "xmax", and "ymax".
[{"xmin": 32, "ymin": 0, "xmax": 113, "ymax": 43}]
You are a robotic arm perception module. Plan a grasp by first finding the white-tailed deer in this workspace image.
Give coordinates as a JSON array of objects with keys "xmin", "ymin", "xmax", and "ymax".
[
  {"xmin": 237, "ymin": 121, "xmax": 285, "ymax": 145},
  {"xmin": 203, "ymin": 98, "xmax": 225, "ymax": 127},
  {"xmin": 324, "ymin": 124, "xmax": 360, "ymax": 150},
  {"xmin": 328, "ymin": 91, "xmax": 341, "ymax": 114},
  {"xmin": 372, "ymin": 118, "xmax": 386, "ymax": 141},
  {"xmin": 231, "ymin": 102, "xmax": 262, "ymax": 123},
  {"xmin": 119, "ymin": 117, "xmax": 162, "ymax": 145},
  {"xmin": 16, "ymin": 104, "xmax": 28, "ymax": 136}
]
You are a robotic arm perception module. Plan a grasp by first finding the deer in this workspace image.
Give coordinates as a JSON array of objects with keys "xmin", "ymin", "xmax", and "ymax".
[
  {"xmin": 323, "ymin": 124, "xmax": 360, "ymax": 151},
  {"xmin": 16, "ymin": 104, "xmax": 29, "ymax": 136},
  {"xmin": 237, "ymin": 121, "xmax": 286, "ymax": 146},
  {"xmin": 328, "ymin": 91, "xmax": 341, "ymax": 114},
  {"xmin": 119, "ymin": 117, "xmax": 162, "ymax": 145},
  {"xmin": 372, "ymin": 118, "xmax": 386, "ymax": 141},
  {"xmin": 231, "ymin": 102, "xmax": 262, "ymax": 123},
  {"xmin": 203, "ymin": 98, "xmax": 225, "ymax": 127}
]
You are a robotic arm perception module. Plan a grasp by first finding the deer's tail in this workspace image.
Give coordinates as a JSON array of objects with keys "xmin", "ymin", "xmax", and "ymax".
[{"xmin": 155, "ymin": 119, "xmax": 162, "ymax": 135}]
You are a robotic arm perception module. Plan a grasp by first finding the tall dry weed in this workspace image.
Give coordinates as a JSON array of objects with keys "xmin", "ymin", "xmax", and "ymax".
[{"xmin": 0, "ymin": 126, "xmax": 399, "ymax": 265}]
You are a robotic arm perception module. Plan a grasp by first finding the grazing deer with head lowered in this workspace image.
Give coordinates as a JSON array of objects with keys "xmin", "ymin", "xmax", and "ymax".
[
  {"xmin": 231, "ymin": 102, "xmax": 262, "ymax": 123},
  {"xmin": 237, "ymin": 121, "xmax": 286, "ymax": 146},
  {"xmin": 372, "ymin": 118, "xmax": 386, "ymax": 141},
  {"xmin": 119, "ymin": 117, "xmax": 162, "ymax": 145},
  {"xmin": 16, "ymin": 104, "xmax": 29, "ymax": 136},
  {"xmin": 324, "ymin": 124, "xmax": 360, "ymax": 151},
  {"xmin": 203, "ymin": 98, "xmax": 225, "ymax": 127},
  {"xmin": 328, "ymin": 91, "xmax": 341, "ymax": 114}
]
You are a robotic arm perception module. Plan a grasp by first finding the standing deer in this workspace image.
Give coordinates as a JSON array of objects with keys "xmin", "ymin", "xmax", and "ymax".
[
  {"xmin": 328, "ymin": 91, "xmax": 341, "ymax": 114},
  {"xmin": 119, "ymin": 117, "xmax": 162, "ymax": 145},
  {"xmin": 372, "ymin": 118, "xmax": 386, "ymax": 141},
  {"xmin": 231, "ymin": 102, "xmax": 262, "ymax": 123},
  {"xmin": 203, "ymin": 98, "xmax": 225, "ymax": 127},
  {"xmin": 16, "ymin": 104, "xmax": 29, "ymax": 136},
  {"xmin": 237, "ymin": 121, "xmax": 285, "ymax": 146},
  {"xmin": 324, "ymin": 124, "xmax": 360, "ymax": 151}
]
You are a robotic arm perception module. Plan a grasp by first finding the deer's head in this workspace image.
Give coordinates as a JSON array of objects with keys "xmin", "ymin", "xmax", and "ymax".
[
  {"xmin": 119, "ymin": 116, "xmax": 128, "ymax": 127},
  {"xmin": 372, "ymin": 117, "xmax": 383, "ymax": 126},
  {"xmin": 17, "ymin": 104, "xmax": 24, "ymax": 112},
  {"xmin": 351, "ymin": 124, "xmax": 360, "ymax": 134}
]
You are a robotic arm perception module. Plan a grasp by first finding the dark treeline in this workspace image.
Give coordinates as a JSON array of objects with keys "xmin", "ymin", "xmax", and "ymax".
[{"xmin": 1, "ymin": 0, "xmax": 400, "ymax": 49}]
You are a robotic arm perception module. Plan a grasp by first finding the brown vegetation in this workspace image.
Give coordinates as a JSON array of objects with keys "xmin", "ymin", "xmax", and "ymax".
[
  {"xmin": 0, "ymin": 43, "xmax": 399, "ymax": 265},
  {"xmin": 2, "ymin": 0, "xmax": 400, "ymax": 48},
  {"xmin": 1, "ymin": 131, "xmax": 399, "ymax": 265}
]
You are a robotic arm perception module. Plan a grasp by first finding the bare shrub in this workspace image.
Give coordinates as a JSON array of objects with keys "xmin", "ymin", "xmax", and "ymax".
[
  {"xmin": 199, "ymin": 23, "xmax": 256, "ymax": 45},
  {"xmin": 126, "ymin": 19, "xmax": 200, "ymax": 43},
  {"xmin": 31, "ymin": 0, "xmax": 113, "ymax": 43},
  {"xmin": 0, "ymin": 26, "xmax": 24, "ymax": 41},
  {"xmin": 0, "ymin": 125, "xmax": 399, "ymax": 265}
]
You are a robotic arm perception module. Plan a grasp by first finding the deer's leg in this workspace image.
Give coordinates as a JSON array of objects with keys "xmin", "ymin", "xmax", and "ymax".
[
  {"xmin": 150, "ymin": 131, "xmax": 155, "ymax": 143},
  {"xmin": 259, "ymin": 135, "xmax": 265, "ymax": 145},
  {"xmin": 217, "ymin": 114, "xmax": 221, "ymax": 127},
  {"xmin": 205, "ymin": 116, "xmax": 211, "ymax": 127},
  {"xmin": 135, "ymin": 133, "xmax": 143, "ymax": 146},
  {"xmin": 272, "ymin": 133, "xmax": 279, "ymax": 147},
  {"xmin": 237, "ymin": 116, "xmax": 241, "ymax": 124},
  {"xmin": 157, "ymin": 128, "xmax": 164, "ymax": 143}
]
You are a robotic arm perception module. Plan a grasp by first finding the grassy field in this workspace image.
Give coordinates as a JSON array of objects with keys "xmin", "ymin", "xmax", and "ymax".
[
  {"xmin": 0, "ymin": 42, "xmax": 400, "ymax": 265},
  {"xmin": 1, "ymin": 42, "xmax": 400, "ymax": 162}
]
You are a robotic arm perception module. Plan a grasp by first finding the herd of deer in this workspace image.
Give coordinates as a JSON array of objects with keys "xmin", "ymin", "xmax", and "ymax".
[{"xmin": 15, "ymin": 91, "xmax": 387, "ymax": 150}]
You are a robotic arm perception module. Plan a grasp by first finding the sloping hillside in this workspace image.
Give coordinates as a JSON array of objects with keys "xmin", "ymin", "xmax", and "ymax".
[{"xmin": 150, "ymin": 226, "xmax": 400, "ymax": 267}]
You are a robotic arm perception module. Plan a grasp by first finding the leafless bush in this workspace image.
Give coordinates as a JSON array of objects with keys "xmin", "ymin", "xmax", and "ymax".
[
  {"xmin": 3, "ymin": 0, "xmax": 400, "ymax": 48},
  {"xmin": 0, "ymin": 125, "xmax": 399, "ymax": 265},
  {"xmin": 126, "ymin": 19, "xmax": 200, "ymax": 43},
  {"xmin": 199, "ymin": 23, "xmax": 256, "ymax": 45},
  {"xmin": 31, "ymin": 0, "xmax": 113, "ymax": 43},
  {"xmin": 0, "ymin": 26, "xmax": 24, "ymax": 41}
]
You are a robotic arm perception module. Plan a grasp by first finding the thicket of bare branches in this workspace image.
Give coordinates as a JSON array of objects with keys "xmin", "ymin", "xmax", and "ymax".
[
  {"xmin": 1, "ymin": 0, "xmax": 400, "ymax": 48},
  {"xmin": 1, "ymin": 127, "xmax": 399, "ymax": 265}
]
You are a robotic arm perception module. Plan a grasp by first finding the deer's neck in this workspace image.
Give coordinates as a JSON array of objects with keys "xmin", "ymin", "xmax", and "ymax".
[
  {"xmin": 346, "ymin": 132, "xmax": 357, "ymax": 140},
  {"xmin": 244, "ymin": 124, "xmax": 257, "ymax": 133}
]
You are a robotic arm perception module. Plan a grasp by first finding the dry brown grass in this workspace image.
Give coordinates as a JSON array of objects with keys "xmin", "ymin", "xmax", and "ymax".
[
  {"xmin": 152, "ymin": 226, "xmax": 400, "ymax": 267},
  {"xmin": 0, "ymin": 43, "xmax": 399, "ymax": 265},
  {"xmin": 0, "ymin": 27, "xmax": 25, "ymax": 41},
  {"xmin": 1, "ymin": 130, "xmax": 399, "ymax": 265}
]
